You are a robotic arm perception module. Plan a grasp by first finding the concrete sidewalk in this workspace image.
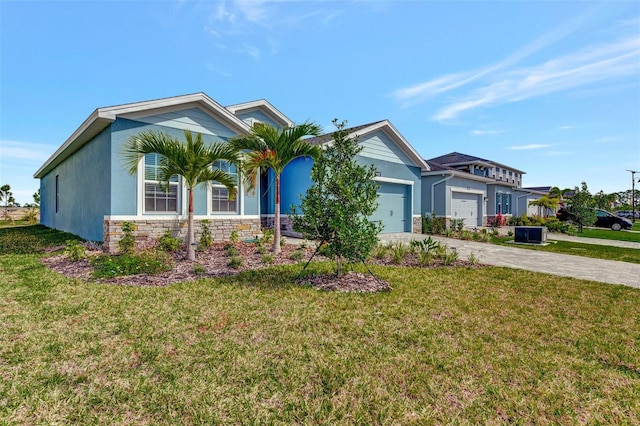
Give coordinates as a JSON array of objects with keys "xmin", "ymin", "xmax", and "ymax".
[
  {"xmin": 378, "ymin": 233, "xmax": 640, "ymax": 289},
  {"xmin": 547, "ymin": 232, "xmax": 640, "ymax": 249}
]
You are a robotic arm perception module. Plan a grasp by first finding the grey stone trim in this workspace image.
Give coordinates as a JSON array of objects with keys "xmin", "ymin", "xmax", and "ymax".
[{"xmin": 103, "ymin": 218, "xmax": 262, "ymax": 253}]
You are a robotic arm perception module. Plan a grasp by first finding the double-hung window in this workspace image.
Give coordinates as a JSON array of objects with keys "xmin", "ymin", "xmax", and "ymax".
[
  {"xmin": 211, "ymin": 160, "xmax": 238, "ymax": 213},
  {"xmin": 495, "ymin": 192, "xmax": 512, "ymax": 215},
  {"xmin": 144, "ymin": 153, "xmax": 179, "ymax": 213}
]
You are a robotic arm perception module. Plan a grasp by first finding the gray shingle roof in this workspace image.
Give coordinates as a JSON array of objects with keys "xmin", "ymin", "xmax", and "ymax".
[{"xmin": 426, "ymin": 151, "xmax": 491, "ymax": 165}]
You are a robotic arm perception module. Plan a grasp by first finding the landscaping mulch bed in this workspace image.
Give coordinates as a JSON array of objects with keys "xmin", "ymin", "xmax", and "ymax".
[{"xmin": 41, "ymin": 241, "xmax": 481, "ymax": 292}]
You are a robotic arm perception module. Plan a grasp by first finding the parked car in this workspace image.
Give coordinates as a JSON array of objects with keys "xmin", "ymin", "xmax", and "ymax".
[
  {"xmin": 614, "ymin": 210, "xmax": 640, "ymax": 219},
  {"xmin": 556, "ymin": 208, "xmax": 633, "ymax": 230}
]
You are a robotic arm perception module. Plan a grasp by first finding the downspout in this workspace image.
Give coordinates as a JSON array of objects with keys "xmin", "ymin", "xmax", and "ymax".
[
  {"xmin": 430, "ymin": 172, "xmax": 454, "ymax": 217},
  {"xmin": 516, "ymin": 191, "xmax": 533, "ymax": 217}
]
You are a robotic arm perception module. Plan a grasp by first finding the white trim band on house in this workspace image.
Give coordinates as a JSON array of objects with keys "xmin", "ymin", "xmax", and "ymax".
[
  {"xmin": 373, "ymin": 176, "xmax": 415, "ymax": 186},
  {"xmin": 104, "ymin": 215, "xmax": 262, "ymax": 221}
]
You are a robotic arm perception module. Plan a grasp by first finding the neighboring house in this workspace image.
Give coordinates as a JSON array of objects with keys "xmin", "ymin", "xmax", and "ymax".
[
  {"xmin": 422, "ymin": 152, "xmax": 544, "ymax": 227},
  {"xmin": 34, "ymin": 93, "xmax": 427, "ymax": 251},
  {"xmin": 518, "ymin": 186, "xmax": 556, "ymax": 217},
  {"xmin": 276, "ymin": 120, "xmax": 429, "ymax": 234}
]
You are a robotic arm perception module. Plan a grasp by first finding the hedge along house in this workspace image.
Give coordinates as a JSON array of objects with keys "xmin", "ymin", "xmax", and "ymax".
[
  {"xmin": 274, "ymin": 121, "xmax": 429, "ymax": 235},
  {"xmin": 34, "ymin": 93, "xmax": 294, "ymax": 252}
]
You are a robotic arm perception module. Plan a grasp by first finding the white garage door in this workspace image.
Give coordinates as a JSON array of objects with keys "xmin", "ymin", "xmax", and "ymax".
[{"xmin": 451, "ymin": 192, "xmax": 480, "ymax": 227}]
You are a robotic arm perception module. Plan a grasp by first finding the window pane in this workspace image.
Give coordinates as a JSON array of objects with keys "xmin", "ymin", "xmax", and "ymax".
[
  {"xmin": 145, "ymin": 183, "xmax": 178, "ymax": 213},
  {"xmin": 212, "ymin": 187, "xmax": 237, "ymax": 213}
]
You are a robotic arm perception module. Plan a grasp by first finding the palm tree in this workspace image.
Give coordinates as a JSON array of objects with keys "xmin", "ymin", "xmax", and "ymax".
[
  {"xmin": 123, "ymin": 130, "xmax": 240, "ymax": 260},
  {"xmin": 229, "ymin": 122, "xmax": 322, "ymax": 254}
]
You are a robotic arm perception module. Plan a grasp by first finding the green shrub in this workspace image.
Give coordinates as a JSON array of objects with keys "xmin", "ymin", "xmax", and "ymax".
[
  {"xmin": 118, "ymin": 222, "xmax": 136, "ymax": 255},
  {"xmin": 158, "ymin": 230, "xmax": 181, "ymax": 253},
  {"xmin": 230, "ymin": 230, "xmax": 239, "ymax": 243},
  {"xmin": 451, "ymin": 218, "xmax": 465, "ymax": 232},
  {"xmin": 22, "ymin": 208, "xmax": 39, "ymax": 225},
  {"xmin": 544, "ymin": 217, "xmax": 571, "ymax": 233},
  {"xmin": 256, "ymin": 246, "xmax": 268, "ymax": 255},
  {"xmin": 422, "ymin": 213, "xmax": 445, "ymax": 235},
  {"xmin": 228, "ymin": 256, "xmax": 243, "ymax": 269},
  {"xmin": 372, "ymin": 243, "xmax": 390, "ymax": 259},
  {"xmin": 64, "ymin": 240, "xmax": 86, "ymax": 261},
  {"xmin": 392, "ymin": 243, "xmax": 409, "ymax": 265},
  {"xmin": 261, "ymin": 229, "xmax": 274, "ymax": 245},
  {"xmin": 280, "ymin": 236, "xmax": 287, "ymax": 247},
  {"xmin": 90, "ymin": 251, "xmax": 172, "ymax": 279},
  {"xmin": 226, "ymin": 245, "xmax": 239, "ymax": 257},
  {"xmin": 441, "ymin": 247, "xmax": 459, "ymax": 265},
  {"xmin": 289, "ymin": 249, "xmax": 304, "ymax": 261},
  {"xmin": 262, "ymin": 254, "xmax": 275, "ymax": 264},
  {"xmin": 192, "ymin": 263, "xmax": 206, "ymax": 275},
  {"xmin": 198, "ymin": 220, "xmax": 213, "ymax": 251}
]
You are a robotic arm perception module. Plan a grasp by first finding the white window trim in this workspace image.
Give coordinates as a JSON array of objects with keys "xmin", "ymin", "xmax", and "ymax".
[
  {"xmin": 137, "ymin": 156, "xmax": 183, "ymax": 216},
  {"xmin": 207, "ymin": 162, "xmax": 243, "ymax": 216}
]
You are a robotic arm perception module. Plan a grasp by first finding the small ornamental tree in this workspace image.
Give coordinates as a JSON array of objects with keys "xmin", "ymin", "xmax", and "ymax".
[
  {"xmin": 564, "ymin": 181, "xmax": 597, "ymax": 232},
  {"xmin": 292, "ymin": 119, "xmax": 382, "ymax": 277}
]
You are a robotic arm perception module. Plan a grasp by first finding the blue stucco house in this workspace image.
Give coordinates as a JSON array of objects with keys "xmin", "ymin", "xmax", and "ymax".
[
  {"xmin": 34, "ymin": 93, "xmax": 428, "ymax": 251},
  {"xmin": 422, "ymin": 152, "xmax": 547, "ymax": 227},
  {"xmin": 277, "ymin": 120, "xmax": 429, "ymax": 235}
]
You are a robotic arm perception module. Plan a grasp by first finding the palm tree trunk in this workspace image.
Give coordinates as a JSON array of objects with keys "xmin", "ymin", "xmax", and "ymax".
[
  {"xmin": 274, "ymin": 174, "xmax": 281, "ymax": 254},
  {"xmin": 187, "ymin": 187, "xmax": 196, "ymax": 260}
]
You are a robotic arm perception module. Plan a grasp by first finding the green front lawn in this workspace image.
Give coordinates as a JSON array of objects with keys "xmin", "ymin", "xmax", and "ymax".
[
  {"xmin": 491, "ymin": 236, "xmax": 640, "ymax": 264},
  {"xmin": 575, "ymin": 227, "xmax": 640, "ymax": 243},
  {"xmin": 1, "ymin": 227, "xmax": 639, "ymax": 424}
]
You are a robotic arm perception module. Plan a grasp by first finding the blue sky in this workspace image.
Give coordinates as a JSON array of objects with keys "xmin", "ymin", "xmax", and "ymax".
[{"xmin": 1, "ymin": 0, "xmax": 639, "ymax": 205}]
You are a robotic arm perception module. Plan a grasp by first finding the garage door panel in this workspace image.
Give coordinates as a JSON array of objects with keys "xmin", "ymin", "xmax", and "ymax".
[
  {"xmin": 452, "ymin": 192, "xmax": 480, "ymax": 227},
  {"xmin": 371, "ymin": 182, "xmax": 410, "ymax": 233}
]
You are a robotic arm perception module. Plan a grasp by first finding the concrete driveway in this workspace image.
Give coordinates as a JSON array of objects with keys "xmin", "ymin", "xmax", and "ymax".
[{"xmin": 378, "ymin": 233, "xmax": 640, "ymax": 289}]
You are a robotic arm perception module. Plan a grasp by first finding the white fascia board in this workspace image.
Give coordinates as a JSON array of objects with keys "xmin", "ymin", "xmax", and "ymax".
[
  {"xmin": 34, "ymin": 93, "xmax": 253, "ymax": 179},
  {"xmin": 352, "ymin": 120, "xmax": 430, "ymax": 173},
  {"xmin": 34, "ymin": 109, "xmax": 114, "ymax": 178},
  {"xmin": 373, "ymin": 176, "xmax": 414, "ymax": 186},
  {"xmin": 421, "ymin": 170, "xmax": 495, "ymax": 184},
  {"xmin": 113, "ymin": 92, "xmax": 251, "ymax": 135},
  {"xmin": 226, "ymin": 99, "xmax": 294, "ymax": 128}
]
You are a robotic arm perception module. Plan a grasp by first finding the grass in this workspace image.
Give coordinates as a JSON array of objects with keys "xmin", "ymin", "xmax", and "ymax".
[
  {"xmin": 575, "ymin": 227, "xmax": 640, "ymax": 243},
  {"xmin": 0, "ymin": 226, "xmax": 639, "ymax": 424},
  {"xmin": 491, "ymin": 236, "xmax": 640, "ymax": 264},
  {"xmin": 0, "ymin": 224, "xmax": 81, "ymax": 255}
]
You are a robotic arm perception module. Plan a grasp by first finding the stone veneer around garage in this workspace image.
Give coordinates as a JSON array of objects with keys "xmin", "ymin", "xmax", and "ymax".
[{"xmin": 103, "ymin": 218, "xmax": 262, "ymax": 253}]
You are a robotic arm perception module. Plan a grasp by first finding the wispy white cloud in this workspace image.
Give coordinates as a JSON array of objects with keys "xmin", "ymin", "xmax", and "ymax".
[
  {"xmin": 559, "ymin": 125, "xmax": 575, "ymax": 130},
  {"xmin": 508, "ymin": 144, "xmax": 551, "ymax": 150},
  {"xmin": 0, "ymin": 141, "xmax": 53, "ymax": 163},
  {"xmin": 392, "ymin": 9, "xmax": 594, "ymax": 107},
  {"xmin": 470, "ymin": 129, "xmax": 503, "ymax": 135},
  {"xmin": 205, "ymin": 0, "xmax": 340, "ymax": 58},
  {"xmin": 392, "ymin": 8, "xmax": 640, "ymax": 122},
  {"xmin": 431, "ymin": 35, "xmax": 639, "ymax": 121}
]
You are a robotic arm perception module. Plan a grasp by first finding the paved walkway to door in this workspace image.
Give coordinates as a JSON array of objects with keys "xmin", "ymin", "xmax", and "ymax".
[{"xmin": 377, "ymin": 233, "xmax": 640, "ymax": 289}]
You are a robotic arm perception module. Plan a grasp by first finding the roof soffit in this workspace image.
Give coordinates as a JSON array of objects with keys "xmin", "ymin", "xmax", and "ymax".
[
  {"xmin": 34, "ymin": 93, "xmax": 252, "ymax": 178},
  {"xmin": 225, "ymin": 99, "xmax": 294, "ymax": 128}
]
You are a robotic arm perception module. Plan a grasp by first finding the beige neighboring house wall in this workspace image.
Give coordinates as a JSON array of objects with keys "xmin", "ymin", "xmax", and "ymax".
[{"xmin": 1, "ymin": 207, "xmax": 40, "ymax": 221}]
